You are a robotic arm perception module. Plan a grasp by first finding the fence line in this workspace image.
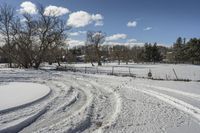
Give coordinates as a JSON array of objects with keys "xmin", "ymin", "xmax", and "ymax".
[{"xmin": 56, "ymin": 65, "xmax": 199, "ymax": 82}]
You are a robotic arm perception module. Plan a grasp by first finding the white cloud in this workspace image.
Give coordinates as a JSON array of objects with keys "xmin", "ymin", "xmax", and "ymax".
[
  {"xmin": 92, "ymin": 14, "xmax": 104, "ymax": 26},
  {"xmin": 18, "ymin": 1, "xmax": 37, "ymax": 14},
  {"xmin": 104, "ymin": 37, "xmax": 146, "ymax": 47},
  {"xmin": 127, "ymin": 21, "xmax": 137, "ymax": 27},
  {"xmin": 44, "ymin": 5, "xmax": 70, "ymax": 16},
  {"xmin": 67, "ymin": 39, "xmax": 85, "ymax": 48},
  {"xmin": 69, "ymin": 31, "xmax": 86, "ymax": 36},
  {"xmin": 127, "ymin": 38, "xmax": 137, "ymax": 43},
  {"xmin": 67, "ymin": 11, "xmax": 103, "ymax": 28},
  {"xmin": 66, "ymin": 38, "xmax": 167, "ymax": 49},
  {"xmin": 67, "ymin": 11, "xmax": 92, "ymax": 28},
  {"xmin": 95, "ymin": 21, "xmax": 104, "ymax": 26},
  {"xmin": 144, "ymin": 27, "xmax": 153, "ymax": 31},
  {"xmin": 103, "ymin": 41, "xmax": 144, "ymax": 47},
  {"xmin": 69, "ymin": 32, "xmax": 79, "ymax": 36},
  {"xmin": 106, "ymin": 34, "xmax": 127, "ymax": 41},
  {"xmin": 91, "ymin": 14, "xmax": 103, "ymax": 21}
]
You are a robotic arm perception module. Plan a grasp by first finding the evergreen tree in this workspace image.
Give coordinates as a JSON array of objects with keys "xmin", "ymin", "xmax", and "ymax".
[
  {"xmin": 144, "ymin": 43, "xmax": 152, "ymax": 62},
  {"xmin": 152, "ymin": 43, "xmax": 162, "ymax": 63},
  {"xmin": 187, "ymin": 38, "xmax": 200, "ymax": 64},
  {"xmin": 173, "ymin": 37, "xmax": 185, "ymax": 63}
]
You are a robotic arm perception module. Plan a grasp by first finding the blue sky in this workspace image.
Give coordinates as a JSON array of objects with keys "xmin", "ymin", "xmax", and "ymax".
[{"xmin": 0, "ymin": 0, "xmax": 200, "ymax": 46}]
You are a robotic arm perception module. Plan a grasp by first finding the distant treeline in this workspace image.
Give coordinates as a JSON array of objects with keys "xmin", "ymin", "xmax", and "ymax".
[{"xmin": 66, "ymin": 37, "xmax": 200, "ymax": 65}]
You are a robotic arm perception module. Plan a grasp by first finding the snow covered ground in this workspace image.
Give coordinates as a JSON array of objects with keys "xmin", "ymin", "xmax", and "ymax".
[
  {"xmin": 0, "ymin": 82, "xmax": 51, "ymax": 113},
  {"xmin": 0, "ymin": 64, "xmax": 200, "ymax": 133},
  {"xmin": 62, "ymin": 63, "xmax": 200, "ymax": 81}
]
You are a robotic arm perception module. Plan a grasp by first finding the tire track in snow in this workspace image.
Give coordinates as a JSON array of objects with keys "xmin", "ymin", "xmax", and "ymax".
[
  {"xmin": 38, "ymin": 77, "xmax": 94, "ymax": 133},
  {"xmin": 20, "ymin": 79, "xmax": 88, "ymax": 133},
  {"xmin": 139, "ymin": 84, "xmax": 200, "ymax": 101},
  {"xmin": 0, "ymin": 81, "xmax": 53, "ymax": 120},
  {"xmin": 0, "ymin": 80, "xmax": 79, "ymax": 133},
  {"xmin": 61, "ymin": 81, "xmax": 94, "ymax": 133},
  {"xmin": 63, "ymin": 77, "xmax": 112, "ymax": 132},
  {"xmin": 128, "ymin": 86, "xmax": 200, "ymax": 124},
  {"xmin": 0, "ymin": 107, "xmax": 47, "ymax": 133},
  {"xmin": 0, "ymin": 70, "xmax": 88, "ymax": 133},
  {"xmin": 88, "ymin": 81, "xmax": 122, "ymax": 133},
  {"xmin": 57, "ymin": 75, "xmax": 122, "ymax": 133}
]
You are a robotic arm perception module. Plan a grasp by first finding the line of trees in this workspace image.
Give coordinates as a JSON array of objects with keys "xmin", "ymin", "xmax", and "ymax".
[
  {"xmin": 67, "ymin": 39, "xmax": 164, "ymax": 66},
  {"xmin": 66, "ymin": 36, "xmax": 200, "ymax": 66}
]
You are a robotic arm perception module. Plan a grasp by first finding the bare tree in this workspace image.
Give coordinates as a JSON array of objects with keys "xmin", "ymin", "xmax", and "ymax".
[
  {"xmin": 0, "ymin": 4, "xmax": 69, "ymax": 69},
  {"xmin": 31, "ymin": 6, "xmax": 68, "ymax": 68},
  {"xmin": 111, "ymin": 45, "xmax": 124, "ymax": 65},
  {"xmin": 0, "ymin": 4, "xmax": 15, "ymax": 67},
  {"xmin": 46, "ymin": 46, "xmax": 67, "ymax": 66},
  {"xmin": 121, "ymin": 46, "xmax": 131, "ymax": 64},
  {"xmin": 86, "ymin": 31, "xmax": 106, "ymax": 66},
  {"xmin": 85, "ymin": 44, "xmax": 96, "ymax": 66},
  {"xmin": 11, "ymin": 14, "xmax": 38, "ymax": 68}
]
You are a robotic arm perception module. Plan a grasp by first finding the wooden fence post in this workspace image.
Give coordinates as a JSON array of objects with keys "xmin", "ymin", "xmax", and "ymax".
[
  {"xmin": 112, "ymin": 66, "xmax": 114, "ymax": 75},
  {"xmin": 173, "ymin": 68, "xmax": 178, "ymax": 80},
  {"xmin": 129, "ymin": 67, "xmax": 131, "ymax": 76}
]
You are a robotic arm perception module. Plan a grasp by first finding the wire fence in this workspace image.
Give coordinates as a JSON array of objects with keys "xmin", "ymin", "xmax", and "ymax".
[{"xmin": 56, "ymin": 65, "xmax": 200, "ymax": 82}]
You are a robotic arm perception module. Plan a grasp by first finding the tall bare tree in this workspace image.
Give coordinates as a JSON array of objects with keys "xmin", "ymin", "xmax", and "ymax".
[
  {"xmin": 0, "ymin": 4, "xmax": 69, "ymax": 68},
  {"xmin": 85, "ymin": 44, "xmax": 96, "ymax": 66},
  {"xmin": 86, "ymin": 31, "xmax": 106, "ymax": 66},
  {"xmin": 0, "ymin": 4, "xmax": 15, "ymax": 67},
  {"xmin": 32, "ymin": 6, "xmax": 68, "ymax": 68},
  {"xmin": 11, "ymin": 14, "xmax": 38, "ymax": 68},
  {"xmin": 111, "ymin": 45, "xmax": 124, "ymax": 65}
]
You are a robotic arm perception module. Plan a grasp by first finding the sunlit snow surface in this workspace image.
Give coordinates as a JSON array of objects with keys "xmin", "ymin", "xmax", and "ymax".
[
  {"xmin": 0, "ymin": 82, "xmax": 51, "ymax": 112},
  {"xmin": 0, "ymin": 64, "xmax": 199, "ymax": 133}
]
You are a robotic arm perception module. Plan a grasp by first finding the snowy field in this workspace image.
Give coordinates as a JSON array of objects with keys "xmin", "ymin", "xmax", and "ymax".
[
  {"xmin": 61, "ymin": 63, "xmax": 200, "ymax": 81},
  {"xmin": 0, "ymin": 64, "xmax": 200, "ymax": 133}
]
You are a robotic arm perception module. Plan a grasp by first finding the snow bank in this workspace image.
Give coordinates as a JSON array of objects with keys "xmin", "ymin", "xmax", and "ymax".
[{"xmin": 0, "ymin": 82, "xmax": 51, "ymax": 113}]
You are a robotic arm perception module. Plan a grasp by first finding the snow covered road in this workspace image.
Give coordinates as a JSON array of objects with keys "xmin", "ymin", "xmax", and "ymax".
[{"xmin": 0, "ymin": 69, "xmax": 200, "ymax": 133}]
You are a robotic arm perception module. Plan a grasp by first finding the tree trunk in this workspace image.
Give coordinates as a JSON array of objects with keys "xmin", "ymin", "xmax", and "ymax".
[
  {"xmin": 30, "ymin": 62, "xmax": 33, "ymax": 67},
  {"xmin": 95, "ymin": 45, "xmax": 101, "ymax": 66},
  {"xmin": 8, "ymin": 53, "xmax": 12, "ymax": 68},
  {"xmin": 98, "ymin": 60, "xmax": 102, "ymax": 66},
  {"xmin": 118, "ymin": 59, "xmax": 120, "ymax": 65},
  {"xmin": 8, "ymin": 60, "xmax": 12, "ymax": 68},
  {"xmin": 91, "ymin": 61, "xmax": 94, "ymax": 66},
  {"xmin": 57, "ymin": 60, "xmax": 61, "ymax": 66},
  {"xmin": 34, "ymin": 62, "xmax": 41, "ymax": 69}
]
